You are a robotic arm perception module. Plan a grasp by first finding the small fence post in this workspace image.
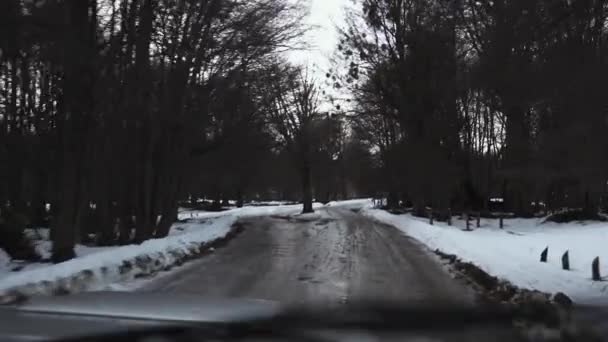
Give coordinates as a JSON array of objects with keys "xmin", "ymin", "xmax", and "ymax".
[
  {"xmin": 499, "ymin": 216, "xmax": 504, "ymax": 229},
  {"xmin": 561, "ymin": 251, "xmax": 570, "ymax": 270},
  {"xmin": 465, "ymin": 212, "xmax": 470, "ymax": 230},
  {"xmin": 476, "ymin": 212, "xmax": 481, "ymax": 228},
  {"xmin": 593, "ymin": 257, "xmax": 601, "ymax": 281},
  {"xmin": 429, "ymin": 209, "xmax": 434, "ymax": 225},
  {"xmin": 540, "ymin": 247, "xmax": 548, "ymax": 262}
]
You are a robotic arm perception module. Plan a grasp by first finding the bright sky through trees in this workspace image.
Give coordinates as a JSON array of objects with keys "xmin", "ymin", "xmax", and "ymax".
[{"xmin": 288, "ymin": 0, "xmax": 347, "ymax": 75}]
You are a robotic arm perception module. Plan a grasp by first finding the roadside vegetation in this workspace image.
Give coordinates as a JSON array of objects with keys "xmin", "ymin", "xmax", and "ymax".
[
  {"xmin": 333, "ymin": 0, "xmax": 608, "ymax": 220},
  {"xmin": 0, "ymin": 0, "xmax": 368, "ymax": 261},
  {"xmin": 1, "ymin": 0, "xmax": 607, "ymax": 265}
]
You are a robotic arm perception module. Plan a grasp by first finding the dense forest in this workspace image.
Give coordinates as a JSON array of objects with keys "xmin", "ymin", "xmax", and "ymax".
[
  {"xmin": 335, "ymin": 0, "xmax": 608, "ymax": 216},
  {"xmin": 0, "ymin": 0, "xmax": 371, "ymax": 262},
  {"xmin": 1, "ymin": 0, "xmax": 607, "ymax": 262}
]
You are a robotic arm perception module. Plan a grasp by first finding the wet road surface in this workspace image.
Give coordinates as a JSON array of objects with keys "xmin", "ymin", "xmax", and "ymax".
[
  {"xmin": 141, "ymin": 207, "xmax": 473, "ymax": 308},
  {"xmin": 137, "ymin": 207, "xmax": 531, "ymax": 340}
]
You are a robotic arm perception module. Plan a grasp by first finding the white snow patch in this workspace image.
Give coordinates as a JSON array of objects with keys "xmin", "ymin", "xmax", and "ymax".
[
  {"xmin": 0, "ymin": 215, "xmax": 236, "ymax": 295},
  {"xmin": 178, "ymin": 202, "xmax": 325, "ymax": 220},
  {"xmin": 0, "ymin": 203, "xmax": 328, "ymax": 296},
  {"xmin": 246, "ymin": 200, "xmax": 296, "ymax": 206},
  {"xmin": 324, "ymin": 199, "xmax": 372, "ymax": 208},
  {"xmin": 363, "ymin": 208, "xmax": 608, "ymax": 305}
]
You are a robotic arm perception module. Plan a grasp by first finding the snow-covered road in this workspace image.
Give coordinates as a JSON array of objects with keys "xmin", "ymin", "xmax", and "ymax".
[{"xmin": 138, "ymin": 207, "xmax": 474, "ymax": 308}]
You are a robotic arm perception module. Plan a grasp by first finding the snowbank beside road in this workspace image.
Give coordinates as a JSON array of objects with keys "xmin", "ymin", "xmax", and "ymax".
[
  {"xmin": 324, "ymin": 198, "xmax": 372, "ymax": 208},
  {"xmin": 177, "ymin": 199, "xmax": 370, "ymax": 221},
  {"xmin": 0, "ymin": 203, "xmax": 330, "ymax": 298},
  {"xmin": 363, "ymin": 208, "xmax": 608, "ymax": 304},
  {"xmin": 178, "ymin": 202, "xmax": 325, "ymax": 220},
  {"xmin": 0, "ymin": 216, "xmax": 237, "ymax": 297}
]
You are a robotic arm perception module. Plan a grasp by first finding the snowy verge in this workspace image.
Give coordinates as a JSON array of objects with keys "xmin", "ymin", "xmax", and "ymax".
[
  {"xmin": 0, "ymin": 203, "xmax": 329, "ymax": 299},
  {"xmin": 178, "ymin": 202, "xmax": 325, "ymax": 220},
  {"xmin": 362, "ymin": 208, "xmax": 608, "ymax": 305},
  {"xmin": 0, "ymin": 215, "xmax": 238, "ymax": 298},
  {"xmin": 324, "ymin": 198, "xmax": 372, "ymax": 209}
]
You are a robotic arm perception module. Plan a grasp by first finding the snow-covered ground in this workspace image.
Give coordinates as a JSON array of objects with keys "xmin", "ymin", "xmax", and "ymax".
[
  {"xmin": 324, "ymin": 198, "xmax": 372, "ymax": 208},
  {"xmin": 178, "ymin": 202, "xmax": 324, "ymax": 220},
  {"xmin": 363, "ymin": 206, "xmax": 608, "ymax": 305},
  {"xmin": 0, "ymin": 216, "xmax": 236, "ymax": 296},
  {"xmin": 0, "ymin": 203, "xmax": 327, "ymax": 297},
  {"xmin": 9, "ymin": 198, "xmax": 599, "ymax": 305}
]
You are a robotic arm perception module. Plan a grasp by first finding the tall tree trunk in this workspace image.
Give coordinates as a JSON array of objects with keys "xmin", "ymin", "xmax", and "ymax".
[
  {"xmin": 301, "ymin": 161, "xmax": 313, "ymax": 213},
  {"xmin": 51, "ymin": 165, "xmax": 77, "ymax": 262},
  {"xmin": 155, "ymin": 203, "xmax": 177, "ymax": 238},
  {"xmin": 117, "ymin": 216, "xmax": 132, "ymax": 245},
  {"xmin": 503, "ymin": 104, "xmax": 531, "ymax": 216},
  {"xmin": 52, "ymin": 0, "xmax": 94, "ymax": 262},
  {"xmin": 154, "ymin": 171, "xmax": 180, "ymax": 238},
  {"xmin": 96, "ymin": 198, "xmax": 115, "ymax": 245},
  {"xmin": 387, "ymin": 191, "xmax": 399, "ymax": 209},
  {"xmin": 133, "ymin": 0, "xmax": 155, "ymax": 242},
  {"xmin": 236, "ymin": 188, "xmax": 244, "ymax": 208}
]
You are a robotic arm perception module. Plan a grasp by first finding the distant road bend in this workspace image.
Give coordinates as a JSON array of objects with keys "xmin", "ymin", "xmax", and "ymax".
[{"xmin": 141, "ymin": 207, "xmax": 473, "ymax": 308}]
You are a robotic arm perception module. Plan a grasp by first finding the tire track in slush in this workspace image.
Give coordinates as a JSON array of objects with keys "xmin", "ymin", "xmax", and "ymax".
[{"xmin": 141, "ymin": 207, "xmax": 473, "ymax": 308}]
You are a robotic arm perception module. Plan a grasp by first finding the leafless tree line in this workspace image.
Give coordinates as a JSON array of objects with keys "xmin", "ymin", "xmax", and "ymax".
[
  {"xmin": 1, "ymin": 0, "xmax": 353, "ymax": 261},
  {"xmin": 336, "ymin": 0, "xmax": 608, "ymax": 216}
]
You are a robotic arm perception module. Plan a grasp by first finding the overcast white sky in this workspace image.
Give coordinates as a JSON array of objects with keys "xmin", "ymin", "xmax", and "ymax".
[{"xmin": 288, "ymin": 0, "xmax": 348, "ymax": 75}]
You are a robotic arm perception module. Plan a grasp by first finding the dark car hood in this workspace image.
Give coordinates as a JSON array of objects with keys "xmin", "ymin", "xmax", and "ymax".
[
  {"xmin": 14, "ymin": 291, "xmax": 280, "ymax": 322},
  {"xmin": 0, "ymin": 292, "xmax": 280, "ymax": 341}
]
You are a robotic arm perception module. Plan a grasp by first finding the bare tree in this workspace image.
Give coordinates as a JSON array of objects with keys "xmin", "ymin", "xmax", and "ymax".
[
  {"xmin": 265, "ymin": 65, "xmax": 321, "ymax": 213},
  {"xmin": 332, "ymin": 0, "xmax": 608, "ymax": 217},
  {"xmin": 0, "ymin": 0, "xmax": 308, "ymax": 261}
]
